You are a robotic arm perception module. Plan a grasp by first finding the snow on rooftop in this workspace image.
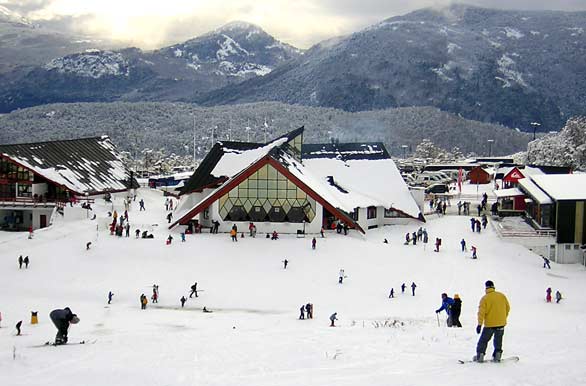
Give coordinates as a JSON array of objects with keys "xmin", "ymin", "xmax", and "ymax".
[
  {"xmin": 494, "ymin": 188, "xmax": 524, "ymax": 198},
  {"xmin": 529, "ymin": 174, "xmax": 586, "ymax": 201},
  {"xmin": 518, "ymin": 177, "xmax": 553, "ymax": 204},
  {"xmin": 211, "ymin": 138, "xmax": 287, "ymax": 178}
]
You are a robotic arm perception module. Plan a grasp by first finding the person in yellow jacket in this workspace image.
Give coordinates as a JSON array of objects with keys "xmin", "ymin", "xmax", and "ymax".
[{"xmin": 474, "ymin": 280, "xmax": 510, "ymax": 362}]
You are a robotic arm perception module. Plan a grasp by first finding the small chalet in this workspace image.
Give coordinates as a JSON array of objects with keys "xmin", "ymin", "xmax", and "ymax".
[
  {"xmin": 494, "ymin": 188, "xmax": 526, "ymax": 215},
  {"xmin": 171, "ymin": 127, "xmax": 423, "ymax": 234},
  {"xmin": 519, "ymin": 174, "xmax": 586, "ymax": 264},
  {"xmin": 468, "ymin": 166, "xmax": 492, "ymax": 184},
  {"xmin": 0, "ymin": 136, "xmax": 136, "ymax": 231}
]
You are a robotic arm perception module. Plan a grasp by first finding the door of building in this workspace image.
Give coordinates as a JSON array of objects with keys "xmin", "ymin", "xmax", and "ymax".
[{"xmin": 40, "ymin": 214, "xmax": 47, "ymax": 229}]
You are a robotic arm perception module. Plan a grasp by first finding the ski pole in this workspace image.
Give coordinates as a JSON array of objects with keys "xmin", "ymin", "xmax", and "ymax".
[{"xmin": 436, "ymin": 312, "xmax": 440, "ymax": 327}]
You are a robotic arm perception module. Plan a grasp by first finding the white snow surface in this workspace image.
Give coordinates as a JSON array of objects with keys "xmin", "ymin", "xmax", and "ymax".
[
  {"xmin": 530, "ymin": 174, "xmax": 586, "ymax": 201},
  {"xmin": 1, "ymin": 188, "xmax": 585, "ymax": 386},
  {"xmin": 45, "ymin": 51, "xmax": 129, "ymax": 79}
]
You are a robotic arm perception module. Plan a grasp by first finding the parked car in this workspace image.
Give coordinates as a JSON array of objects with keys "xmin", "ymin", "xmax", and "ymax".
[{"xmin": 425, "ymin": 183, "xmax": 450, "ymax": 194}]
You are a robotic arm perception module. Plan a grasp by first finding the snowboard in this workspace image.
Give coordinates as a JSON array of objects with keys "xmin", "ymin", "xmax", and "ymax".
[
  {"xmin": 31, "ymin": 339, "xmax": 96, "ymax": 348},
  {"xmin": 458, "ymin": 356, "xmax": 519, "ymax": 364}
]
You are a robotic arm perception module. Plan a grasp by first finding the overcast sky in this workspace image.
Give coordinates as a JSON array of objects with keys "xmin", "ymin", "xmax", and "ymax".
[{"xmin": 2, "ymin": 0, "xmax": 586, "ymax": 49}]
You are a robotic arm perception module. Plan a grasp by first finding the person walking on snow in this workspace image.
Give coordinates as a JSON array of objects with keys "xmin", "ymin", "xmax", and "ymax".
[
  {"xmin": 49, "ymin": 307, "xmax": 79, "ymax": 345},
  {"xmin": 543, "ymin": 257, "xmax": 551, "ymax": 269},
  {"xmin": 18, "ymin": 255, "xmax": 23, "ymax": 269},
  {"xmin": 546, "ymin": 287, "xmax": 552, "ymax": 303},
  {"xmin": 555, "ymin": 290, "xmax": 562, "ymax": 303},
  {"xmin": 338, "ymin": 269, "xmax": 345, "ymax": 284},
  {"xmin": 167, "ymin": 212, "xmax": 173, "ymax": 223},
  {"xmin": 139, "ymin": 199, "xmax": 145, "ymax": 211},
  {"xmin": 312, "ymin": 237, "xmax": 316, "ymax": 250},
  {"xmin": 389, "ymin": 288, "xmax": 394, "ymax": 298},
  {"xmin": 16, "ymin": 320, "xmax": 22, "ymax": 336},
  {"xmin": 108, "ymin": 291, "xmax": 114, "ymax": 304},
  {"xmin": 299, "ymin": 305, "xmax": 305, "ymax": 320},
  {"xmin": 140, "ymin": 294, "xmax": 148, "ymax": 309},
  {"xmin": 411, "ymin": 282, "xmax": 417, "ymax": 296},
  {"xmin": 329, "ymin": 312, "xmax": 338, "ymax": 327},
  {"xmin": 151, "ymin": 289, "xmax": 158, "ymax": 304},
  {"xmin": 474, "ymin": 280, "xmax": 510, "ymax": 363},
  {"xmin": 435, "ymin": 293, "xmax": 455, "ymax": 326},
  {"xmin": 451, "ymin": 294, "xmax": 463, "ymax": 327},
  {"xmin": 401, "ymin": 283, "xmax": 406, "ymax": 294},
  {"xmin": 470, "ymin": 218, "xmax": 476, "ymax": 232},
  {"xmin": 180, "ymin": 296, "xmax": 187, "ymax": 308},
  {"xmin": 434, "ymin": 238, "xmax": 442, "ymax": 252},
  {"xmin": 471, "ymin": 246, "xmax": 477, "ymax": 259},
  {"xmin": 24, "ymin": 256, "xmax": 29, "ymax": 268},
  {"xmin": 412, "ymin": 232, "xmax": 417, "ymax": 245},
  {"xmin": 283, "ymin": 259, "xmax": 288, "ymax": 269},
  {"xmin": 461, "ymin": 239, "xmax": 467, "ymax": 252},
  {"xmin": 189, "ymin": 282, "xmax": 198, "ymax": 298}
]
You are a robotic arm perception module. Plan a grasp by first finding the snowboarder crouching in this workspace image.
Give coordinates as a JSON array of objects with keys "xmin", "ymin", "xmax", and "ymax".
[{"xmin": 49, "ymin": 307, "xmax": 79, "ymax": 345}]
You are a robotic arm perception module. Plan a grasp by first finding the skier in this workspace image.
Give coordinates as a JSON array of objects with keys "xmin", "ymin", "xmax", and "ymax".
[
  {"xmin": 49, "ymin": 307, "xmax": 79, "ymax": 345},
  {"xmin": 451, "ymin": 294, "xmax": 463, "ymax": 327},
  {"xmin": 543, "ymin": 257, "xmax": 551, "ymax": 269},
  {"xmin": 460, "ymin": 239, "xmax": 467, "ymax": 252},
  {"xmin": 299, "ymin": 305, "xmax": 305, "ymax": 320},
  {"xmin": 555, "ymin": 290, "xmax": 562, "ymax": 303},
  {"xmin": 471, "ymin": 246, "xmax": 477, "ymax": 259},
  {"xmin": 139, "ymin": 199, "xmax": 145, "ymax": 211},
  {"xmin": 401, "ymin": 283, "xmax": 406, "ymax": 294},
  {"xmin": 16, "ymin": 320, "xmax": 22, "ymax": 336},
  {"xmin": 411, "ymin": 282, "xmax": 417, "ymax": 296},
  {"xmin": 470, "ymin": 218, "xmax": 476, "ymax": 232},
  {"xmin": 312, "ymin": 237, "xmax": 316, "ymax": 250},
  {"xmin": 180, "ymin": 296, "xmax": 187, "ymax": 308},
  {"xmin": 329, "ymin": 312, "xmax": 338, "ymax": 327},
  {"xmin": 18, "ymin": 255, "xmax": 23, "ymax": 269},
  {"xmin": 23, "ymin": 256, "xmax": 29, "ymax": 268},
  {"xmin": 434, "ymin": 238, "xmax": 441, "ymax": 252},
  {"xmin": 435, "ymin": 293, "xmax": 455, "ymax": 327},
  {"xmin": 86, "ymin": 242, "xmax": 92, "ymax": 250},
  {"xmin": 189, "ymin": 282, "xmax": 198, "ymax": 298},
  {"xmin": 283, "ymin": 259, "xmax": 288, "ymax": 269},
  {"xmin": 474, "ymin": 280, "xmax": 510, "ymax": 362},
  {"xmin": 389, "ymin": 288, "xmax": 394, "ymax": 298},
  {"xmin": 167, "ymin": 212, "xmax": 173, "ymax": 224},
  {"xmin": 546, "ymin": 287, "xmax": 552, "ymax": 303},
  {"xmin": 338, "ymin": 269, "xmax": 345, "ymax": 284},
  {"xmin": 108, "ymin": 291, "xmax": 114, "ymax": 304},
  {"xmin": 140, "ymin": 294, "xmax": 148, "ymax": 309}
]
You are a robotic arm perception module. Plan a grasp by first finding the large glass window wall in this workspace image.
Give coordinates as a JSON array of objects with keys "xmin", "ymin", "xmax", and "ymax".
[{"xmin": 219, "ymin": 164, "xmax": 316, "ymax": 223}]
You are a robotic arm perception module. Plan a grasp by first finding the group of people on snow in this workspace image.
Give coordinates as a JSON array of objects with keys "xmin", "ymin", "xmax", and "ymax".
[{"xmin": 389, "ymin": 282, "xmax": 417, "ymax": 298}]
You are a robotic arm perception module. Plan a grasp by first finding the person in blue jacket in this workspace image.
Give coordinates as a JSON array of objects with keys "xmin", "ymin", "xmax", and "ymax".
[{"xmin": 435, "ymin": 293, "xmax": 455, "ymax": 327}]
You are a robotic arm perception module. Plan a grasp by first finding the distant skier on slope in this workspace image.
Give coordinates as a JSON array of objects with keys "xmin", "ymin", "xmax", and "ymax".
[{"xmin": 49, "ymin": 307, "xmax": 80, "ymax": 345}]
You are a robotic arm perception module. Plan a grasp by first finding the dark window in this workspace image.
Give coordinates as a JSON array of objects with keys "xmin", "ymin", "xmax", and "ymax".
[
  {"xmin": 367, "ymin": 206, "xmax": 377, "ymax": 219},
  {"xmin": 249, "ymin": 206, "xmax": 267, "ymax": 222},
  {"xmin": 227, "ymin": 206, "xmax": 247, "ymax": 222}
]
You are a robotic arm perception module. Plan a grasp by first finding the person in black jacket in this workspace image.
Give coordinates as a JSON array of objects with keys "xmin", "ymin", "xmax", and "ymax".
[
  {"xmin": 451, "ymin": 294, "xmax": 463, "ymax": 327},
  {"xmin": 49, "ymin": 307, "xmax": 80, "ymax": 345}
]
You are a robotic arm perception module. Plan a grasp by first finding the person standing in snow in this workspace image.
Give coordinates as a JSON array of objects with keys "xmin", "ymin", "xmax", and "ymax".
[
  {"xmin": 471, "ymin": 246, "xmax": 477, "ymax": 259},
  {"xmin": 167, "ymin": 212, "xmax": 173, "ymax": 224},
  {"xmin": 411, "ymin": 282, "xmax": 417, "ymax": 296},
  {"xmin": 230, "ymin": 227, "xmax": 237, "ymax": 242},
  {"xmin": 451, "ymin": 294, "xmax": 463, "ymax": 327},
  {"xmin": 543, "ymin": 257, "xmax": 551, "ymax": 269},
  {"xmin": 546, "ymin": 287, "xmax": 552, "ymax": 303},
  {"xmin": 401, "ymin": 283, "xmax": 406, "ymax": 294},
  {"xmin": 389, "ymin": 288, "xmax": 394, "ymax": 298},
  {"xmin": 434, "ymin": 238, "xmax": 441, "ymax": 252},
  {"xmin": 555, "ymin": 290, "xmax": 562, "ymax": 303},
  {"xmin": 139, "ymin": 199, "xmax": 145, "ymax": 211},
  {"xmin": 180, "ymin": 296, "xmax": 187, "ymax": 308},
  {"xmin": 166, "ymin": 235, "xmax": 173, "ymax": 245},
  {"xmin": 435, "ymin": 293, "xmax": 455, "ymax": 327},
  {"xmin": 108, "ymin": 291, "xmax": 114, "ymax": 304},
  {"xmin": 412, "ymin": 232, "xmax": 417, "ymax": 245},
  {"xmin": 423, "ymin": 230, "xmax": 429, "ymax": 250},
  {"xmin": 23, "ymin": 256, "xmax": 29, "ymax": 269},
  {"xmin": 86, "ymin": 242, "xmax": 92, "ymax": 250},
  {"xmin": 329, "ymin": 312, "xmax": 338, "ymax": 327},
  {"xmin": 16, "ymin": 320, "xmax": 22, "ymax": 336},
  {"xmin": 338, "ymin": 269, "xmax": 345, "ymax": 284},
  {"xmin": 140, "ymin": 294, "xmax": 148, "ymax": 309},
  {"xmin": 18, "ymin": 255, "xmax": 23, "ymax": 269},
  {"xmin": 470, "ymin": 218, "xmax": 476, "ymax": 232},
  {"xmin": 305, "ymin": 303, "xmax": 312, "ymax": 319},
  {"xmin": 417, "ymin": 227, "xmax": 423, "ymax": 241},
  {"xmin": 49, "ymin": 307, "xmax": 79, "ymax": 345},
  {"xmin": 475, "ymin": 219, "xmax": 481, "ymax": 233},
  {"xmin": 125, "ymin": 223, "xmax": 130, "ymax": 237},
  {"xmin": 460, "ymin": 239, "xmax": 467, "ymax": 252},
  {"xmin": 283, "ymin": 259, "xmax": 288, "ymax": 269},
  {"xmin": 481, "ymin": 215, "xmax": 488, "ymax": 229},
  {"xmin": 405, "ymin": 233, "xmax": 411, "ymax": 245},
  {"xmin": 474, "ymin": 280, "xmax": 510, "ymax": 362},
  {"xmin": 312, "ymin": 237, "xmax": 316, "ymax": 250},
  {"xmin": 299, "ymin": 305, "xmax": 305, "ymax": 320}
]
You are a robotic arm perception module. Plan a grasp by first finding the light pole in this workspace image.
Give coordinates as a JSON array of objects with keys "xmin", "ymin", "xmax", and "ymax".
[
  {"xmin": 401, "ymin": 145, "xmax": 408, "ymax": 159},
  {"xmin": 530, "ymin": 122, "xmax": 541, "ymax": 141},
  {"xmin": 487, "ymin": 139, "xmax": 494, "ymax": 157}
]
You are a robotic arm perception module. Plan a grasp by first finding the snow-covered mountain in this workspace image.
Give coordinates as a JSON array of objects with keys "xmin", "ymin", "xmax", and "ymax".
[
  {"xmin": 0, "ymin": 4, "xmax": 32, "ymax": 26},
  {"xmin": 0, "ymin": 21, "xmax": 302, "ymax": 111},
  {"xmin": 201, "ymin": 4, "xmax": 586, "ymax": 132}
]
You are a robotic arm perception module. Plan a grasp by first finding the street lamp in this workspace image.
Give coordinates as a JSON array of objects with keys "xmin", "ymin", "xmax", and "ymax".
[
  {"xmin": 487, "ymin": 139, "xmax": 494, "ymax": 157},
  {"xmin": 530, "ymin": 122, "xmax": 541, "ymax": 141},
  {"xmin": 401, "ymin": 145, "xmax": 408, "ymax": 159}
]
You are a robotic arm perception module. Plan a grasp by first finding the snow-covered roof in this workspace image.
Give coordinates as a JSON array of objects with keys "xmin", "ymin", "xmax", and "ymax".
[
  {"xmin": 530, "ymin": 174, "xmax": 586, "ymax": 201},
  {"xmin": 211, "ymin": 138, "xmax": 287, "ymax": 178},
  {"xmin": 494, "ymin": 188, "xmax": 524, "ymax": 198},
  {"xmin": 518, "ymin": 178, "xmax": 553, "ymax": 204},
  {"xmin": 0, "ymin": 137, "xmax": 134, "ymax": 194},
  {"xmin": 522, "ymin": 166, "xmax": 545, "ymax": 177}
]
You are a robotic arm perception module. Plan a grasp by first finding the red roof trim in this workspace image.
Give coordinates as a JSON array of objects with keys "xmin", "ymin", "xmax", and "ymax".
[
  {"xmin": 503, "ymin": 167, "xmax": 525, "ymax": 182},
  {"xmin": 170, "ymin": 155, "xmax": 365, "ymax": 233}
]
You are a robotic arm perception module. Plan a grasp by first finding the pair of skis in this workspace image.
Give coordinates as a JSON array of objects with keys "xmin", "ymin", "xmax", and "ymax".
[{"xmin": 31, "ymin": 339, "xmax": 97, "ymax": 348}]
